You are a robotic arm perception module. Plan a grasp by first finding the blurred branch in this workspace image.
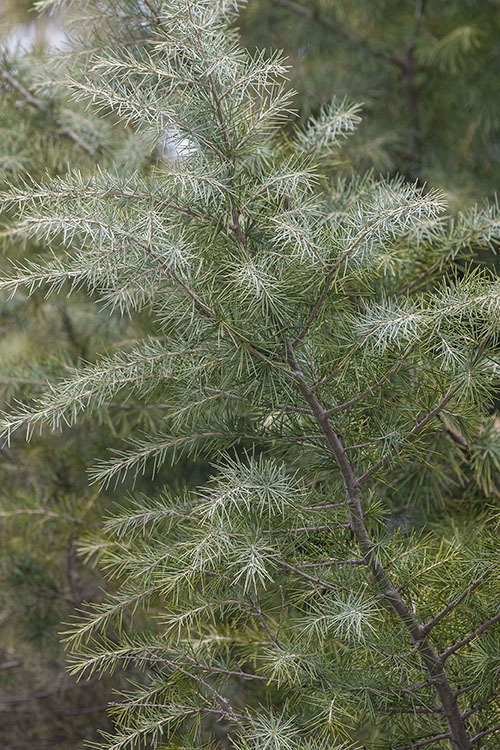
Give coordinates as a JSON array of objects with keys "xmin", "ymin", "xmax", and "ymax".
[
  {"xmin": 271, "ymin": 0, "xmax": 407, "ymax": 69},
  {"xmin": 0, "ymin": 68, "xmax": 99, "ymax": 156},
  {"xmin": 0, "ymin": 659, "xmax": 23, "ymax": 671}
]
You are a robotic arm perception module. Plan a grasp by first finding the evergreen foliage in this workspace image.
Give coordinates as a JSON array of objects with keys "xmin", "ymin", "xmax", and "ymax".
[{"xmin": 1, "ymin": 1, "xmax": 500, "ymax": 748}]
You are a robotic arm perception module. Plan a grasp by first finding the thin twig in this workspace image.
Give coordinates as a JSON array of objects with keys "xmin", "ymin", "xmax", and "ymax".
[
  {"xmin": 298, "ymin": 557, "xmax": 364, "ymax": 569},
  {"xmin": 470, "ymin": 723, "xmax": 500, "ymax": 744},
  {"xmin": 323, "ymin": 343, "xmax": 416, "ymax": 417},
  {"xmin": 0, "ymin": 659, "xmax": 23, "ymax": 671},
  {"xmin": 422, "ymin": 566, "xmax": 495, "ymax": 635},
  {"xmin": 391, "ymin": 731, "xmax": 451, "ymax": 750},
  {"xmin": 358, "ymin": 382, "xmax": 463, "ymax": 485},
  {"xmin": 275, "ymin": 585, "xmax": 286, "ymax": 641},
  {"xmin": 440, "ymin": 611, "xmax": 500, "ymax": 662},
  {"xmin": 280, "ymin": 560, "xmax": 342, "ymax": 591}
]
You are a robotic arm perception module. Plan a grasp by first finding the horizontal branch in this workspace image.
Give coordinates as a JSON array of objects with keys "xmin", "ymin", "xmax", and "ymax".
[
  {"xmin": 0, "ymin": 659, "xmax": 23, "ymax": 671},
  {"xmin": 267, "ymin": 522, "xmax": 349, "ymax": 536},
  {"xmin": 384, "ymin": 705, "xmax": 442, "ymax": 716},
  {"xmin": 186, "ymin": 660, "xmax": 270, "ymax": 683},
  {"xmin": 299, "ymin": 557, "xmax": 364, "ymax": 569},
  {"xmin": 280, "ymin": 559, "xmax": 347, "ymax": 590},
  {"xmin": 305, "ymin": 501, "xmax": 343, "ymax": 510}
]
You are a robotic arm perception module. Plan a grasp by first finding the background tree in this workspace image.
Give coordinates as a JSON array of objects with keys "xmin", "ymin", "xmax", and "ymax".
[
  {"xmin": 1, "ymin": 1, "xmax": 500, "ymax": 748},
  {"xmin": 240, "ymin": 0, "xmax": 500, "ymax": 205}
]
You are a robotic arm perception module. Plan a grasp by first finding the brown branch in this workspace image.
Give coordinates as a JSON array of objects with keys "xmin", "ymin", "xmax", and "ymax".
[
  {"xmin": 249, "ymin": 591, "xmax": 284, "ymax": 651},
  {"xmin": 384, "ymin": 704, "xmax": 442, "ymax": 716},
  {"xmin": 345, "ymin": 440, "xmax": 381, "ymax": 451},
  {"xmin": 186, "ymin": 661, "xmax": 270, "ymax": 682},
  {"xmin": 299, "ymin": 557, "xmax": 364, "ymax": 569},
  {"xmin": 158, "ymin": 655, "xmax": 247, "ymax": 734},
  {"xmin": 280, "ymin": 559, "xmax": 345, "ymax": 591},
  {"xmin": 291, "ymin": 249, "xmax": 352, "ymax": 346},
  {"xmin": 0, "ymin": 659, "xmax": 23, "ymax": 671},
  {"xmin": 275, "ymin": 584, "xmax": 286, "ymax": 641},
  {"xmin": 394, "ymin": 678, "xmax": 435, "ymax": 694},
  {"xmin": 460, "ymin": 685, "xmax": 500, "ymax": 721},
  {"xmin": 267, "ymin": 523, "xmax": 349, "ymax": 535},
  {"xmin": 394, "ymin": 259, "xmax": 441, "ymax": 297},
  {"xmin": 213, "ymin": 571, "xmax": 284, "ymax": 651},
  {"xmin": 304, "ymin": 501, "xmax": 344, "ymax": 510},
  {"xmin": 391, "ymin": 731, "xmax": 451, "ymax": 750},
  {"xmin": 311, "ymin": 338, "xmax": 366, "ymax": 391}
]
